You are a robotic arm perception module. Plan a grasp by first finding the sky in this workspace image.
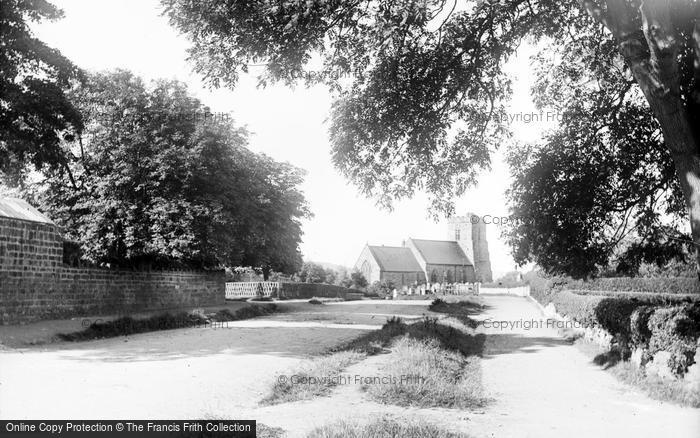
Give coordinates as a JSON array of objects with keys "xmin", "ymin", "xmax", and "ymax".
[{"xmin": 32, "ymin": 0, "xmax": 558, "ymax": 278}]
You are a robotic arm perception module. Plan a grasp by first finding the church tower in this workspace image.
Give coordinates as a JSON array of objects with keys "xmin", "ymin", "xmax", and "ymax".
[{"xmin": 447, "ymin": 213, "xmax": 493, "ymax": 283}]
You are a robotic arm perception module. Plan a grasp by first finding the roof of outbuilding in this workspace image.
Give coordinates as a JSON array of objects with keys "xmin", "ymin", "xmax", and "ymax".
[
  {"xmin": 408, "ymin": 238, "xmax": 472, "ymax": 266},
  {"xmin": 367, "ymin": 245, "xmax": 423, "ymax": 272},
  {"xmin": 0, "ymin": 198, "xmax": 54, "ymax": 224}
]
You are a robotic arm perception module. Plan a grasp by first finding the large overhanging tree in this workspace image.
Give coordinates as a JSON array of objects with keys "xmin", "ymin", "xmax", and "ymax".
[{"xmin": 161, "ymin": 0, "xmax": 700, "ymax": 277}]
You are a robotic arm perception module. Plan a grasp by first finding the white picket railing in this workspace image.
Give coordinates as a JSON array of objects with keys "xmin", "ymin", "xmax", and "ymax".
[
  {"xmin": 411, "ymin": 282, "xmax": 480, "ymax": 295},
  {"xmin": 225, "ymin": 282, "xmax": 281, "ymax": 299}
]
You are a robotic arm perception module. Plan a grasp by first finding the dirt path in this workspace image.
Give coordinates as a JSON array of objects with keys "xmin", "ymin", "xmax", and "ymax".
[{"xmin": 467, "ymin": 295, "xmax": 700, "ymax": 438}]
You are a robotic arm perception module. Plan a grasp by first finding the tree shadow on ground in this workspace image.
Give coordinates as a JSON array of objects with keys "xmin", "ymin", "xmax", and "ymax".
[
  {"xmin": 482, "ymin": 334, "xmax": 573, "ymax": 356},
  {"xmin": 46, "ymin": 326, "xmax": 373, "ymax": 363}
]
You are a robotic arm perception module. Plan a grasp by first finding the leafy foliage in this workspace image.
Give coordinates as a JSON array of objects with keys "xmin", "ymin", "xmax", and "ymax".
[
  {"xmin": 162, "ymin": 0, "xmax": 700, "ymax": 278},
  {"xmin": 505, "ymin": 26, "xmax": 691, "ymax": 278},
  {"xmin": 32, "ymin": 70, "xmax": 310, "ymax": 271},
  {"xmin": 0, "ymin": 0, "xmax": 84, "ymax": 183}
]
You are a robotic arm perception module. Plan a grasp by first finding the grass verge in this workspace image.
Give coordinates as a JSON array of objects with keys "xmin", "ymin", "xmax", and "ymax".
[
  {"xmin": 577, "ymin": 340, "xmax": 700, "ymax": 407},
  {"xmin": 261, "ymin": 351, "xmax": 364, "ymax": 405},
  {"xmin": 57, "ymin": 304, "xmax": 278, "ymax": 342},
  {"xmin": 306, "ymin": 417, "xmax": 472, "ymax": 438},
  {"xmin": 364, "ymin": 336, "xmax": 487, "ymax": 408}
]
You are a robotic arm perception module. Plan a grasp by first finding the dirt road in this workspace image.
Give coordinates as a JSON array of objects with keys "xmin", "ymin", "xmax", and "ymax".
[
  {"xmin": 0, "ymin": 298, "xmax": 697, "ymax": 437},
  {"xmin": 467, "ymin": 295, "xmax": 700, "ymax": 438}
]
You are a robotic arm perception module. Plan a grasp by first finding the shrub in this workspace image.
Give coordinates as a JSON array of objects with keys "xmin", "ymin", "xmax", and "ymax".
[
  {"xmin": 630, "ymin": 306, "xmax": 656, "ymax": 347},
  {"xmin": 428, "ymin": 298, "xmax": 446, "ymax": 310},
  {"xmin": 594, "ymin": 297, "xmax": 648, "ymax": 346},
  {"xmin": 648, "ymin": 303, "xmax": 700, "ymax": 374},
  {"xmin": 366, "ymin": 280, "xmax": 396, "ymax": 297},
  {"xmin": 309, "ymin": 298, "xmax": 323, "ymax": 305}
]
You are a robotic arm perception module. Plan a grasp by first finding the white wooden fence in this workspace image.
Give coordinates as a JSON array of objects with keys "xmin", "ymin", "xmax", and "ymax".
[{"xmin": 225, "ymin": 281, "xmax": 280, "ymax": 299}]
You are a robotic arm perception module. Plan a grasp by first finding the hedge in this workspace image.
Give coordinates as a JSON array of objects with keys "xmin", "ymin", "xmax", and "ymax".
[
  {"xmin": 568, "ymin": 289, "xmax": 700, "ymax": 302},
  {"xmin": 566, "ymin": 277, "xmax": 699, "ymax": 294},
  {"xmin": 647, "ymin": 303, "xmax": 700, "ymax": 374},
  {"xmin": 548, "ymin": 291, "xmax": 700, "ymax": 375}
]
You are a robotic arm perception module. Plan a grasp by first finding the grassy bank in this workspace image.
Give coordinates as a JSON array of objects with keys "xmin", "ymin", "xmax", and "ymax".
[
  {"xmin": 57, "ymin": 304, "xmax": 279, "ymax": 342},
  {"xmin": 263, "ymin": 301, "xmax": 486, "ymax": 407},
  {"xmin": 577, "ymin": 340, "xmax": 700, "ymax": 407}
]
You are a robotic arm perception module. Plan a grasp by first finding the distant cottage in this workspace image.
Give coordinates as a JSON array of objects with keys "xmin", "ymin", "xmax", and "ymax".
[{"xmin": 354, "ymin": 213, "xmax": 493, "ymax": 286}]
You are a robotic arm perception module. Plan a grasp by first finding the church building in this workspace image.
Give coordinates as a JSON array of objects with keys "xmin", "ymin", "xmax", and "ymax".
[{"xmin": 354, "ymin": 213, "xmax": 493, "ymax": 286}]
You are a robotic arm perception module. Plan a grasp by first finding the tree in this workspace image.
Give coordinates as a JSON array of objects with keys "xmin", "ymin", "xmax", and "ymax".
[
  {"xmin": 32, "ymin": 70, "xmax": 310, "ymax": 273},
  {"xmin": 351, "ymin": 270, "xmax": 369, "ymax": 289},
  {"xmin": 505, "ymin": 32, "xmax": 692, "ymax": 277},
  {"xmin": 296, "ymin": 261, "xmax": 329, "ymax": 283},
  {"xmin": 1, "ymin": 0, "xmax": 84, "ymax": 184},
  {"xmin": 162, "ymin": 0, "xmax": 700, "ymax": 277}
]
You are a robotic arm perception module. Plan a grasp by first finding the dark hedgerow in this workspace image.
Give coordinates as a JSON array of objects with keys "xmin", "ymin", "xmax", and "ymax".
[{"xmin": 58, "ymin": 304, "xmax": 279, "ymax": 342}]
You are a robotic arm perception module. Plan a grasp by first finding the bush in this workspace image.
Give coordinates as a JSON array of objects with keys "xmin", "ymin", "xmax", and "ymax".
[
  {"xmin": 630, "ymin": 306, "xmax": 656, "ymax": 347},
  {"xmin": 309, "ymin": 298, "xmax": 323, "ymax": 305},
  {"xmin": 594, "ymin": 297, "xmax": 648, "ymax": 347},
  {"xmin": 366, "ymin": 280, "xmax": 396, "ymax": 297},
  {"xmin": 428, "ymin": 298, "xmax": 446, "ymax": 310},
  {"xmin": 648, "ymin": 303, "xmax": 700, "ymax": 374}
]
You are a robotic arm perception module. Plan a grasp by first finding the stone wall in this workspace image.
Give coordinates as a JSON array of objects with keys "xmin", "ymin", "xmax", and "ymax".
[
  {"xmin": 380, "ymin": 270, "xmax": 425, "ymax": 286},
  {"xmin": 277, "ymin": 283, "xmax": 363, "ymax": 300},
  {"xmin": 425, "ymin": 263, "xmax": 475, "ymax": 283},
  {"xmin": 0, "ymin": 216, "xmax": 224, "ymax": 324}
]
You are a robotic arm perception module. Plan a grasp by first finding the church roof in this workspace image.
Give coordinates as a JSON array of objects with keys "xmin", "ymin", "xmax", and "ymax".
[
  {"xmin": 0, "ymin": 197, "xmax": 54, "ymax": 224},
  {"xmin": 408, "ymin": 239, "xmax": 472, "ymax": 266},
  {"xmin": 367, "ymin": 245, "xmax": 423, "ymax": 272}
]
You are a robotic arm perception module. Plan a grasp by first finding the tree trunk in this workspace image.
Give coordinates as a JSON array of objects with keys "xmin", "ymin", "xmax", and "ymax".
[{"xmin": 599, "ymin": 0, "xmax": 700, "ymax": 277}]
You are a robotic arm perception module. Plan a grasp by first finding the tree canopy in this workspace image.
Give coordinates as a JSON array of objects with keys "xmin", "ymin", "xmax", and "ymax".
[
  {"xmin": 163, "ymin": 0, "xmax": 700, "ymax": 278},
  {"xmin": 33, "ymin": 70, "xmax": 310, "ymax": 272},
  {"xmin": 0, "ymin": 0, "xmax": 84, "ymax": 184}
]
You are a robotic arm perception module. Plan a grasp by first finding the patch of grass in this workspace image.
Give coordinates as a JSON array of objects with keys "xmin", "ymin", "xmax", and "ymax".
[
  {"xmin": 262, "ymin": 351, "xmax": 364, "ymax": 405},
  {"xmin": 57, "ymin": 312, "xmax": 209, "ymax": 341},
  {"xmin": 335, "ymin": 315, "xmax": 485, "ymax": 357},
  {"xmin": 224, "ymin": 303, "xmax": 278, "ymax": 320},
  {"xmin": 577, "ymin": 340, "xmax": 700, "ymax": 407},
  {"xmin": 608, "ymin": 361, "xmax": 700, "ymax": 408},
  {"xmin": 364, "ymin": 337, "xmax": 487, "ymax": 408},
  {"xmin": 257, "ymin": 423, "xmax": 286, "ymax": 438},
  {"xmin": 428, "ymin": 299, "xmax": 482, "ymax": 329},
  {"xmin": 334, "ymin": 316, "xmax": 408, "ymax": 354},
  {"xmin": 58, "ymin": 304, "xmax": 279, "ymax": 341},
  {"xmin": 306, "ymin": 417, "xmax": 472, "ymax": 438},
  {"xmin": 251, "ymin": 296, "xmax": 274, "ymax": 302}
]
